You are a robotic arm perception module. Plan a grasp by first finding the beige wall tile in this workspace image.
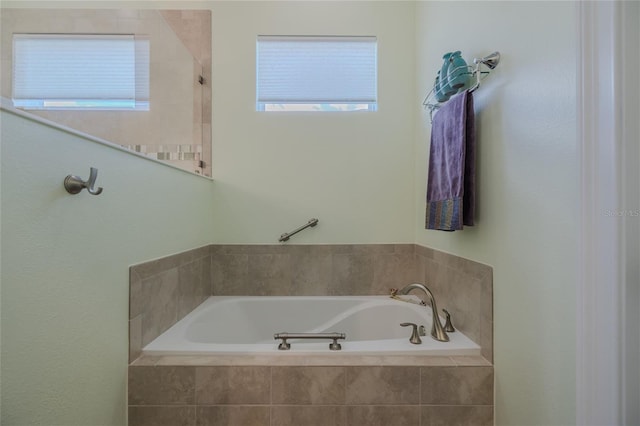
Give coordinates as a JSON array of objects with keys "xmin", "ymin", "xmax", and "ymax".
[
  {"xmin": 131, "ymin": 245, "xmax": 210, "ymax": 281},
  {"xmin": 129, "ymin": 315, "xmax": 143, "ymax": 363},
  {"xmin": 414, "ymin": 247, "xmax": 493, "ymax": 364},
  {"xmin": 271, "ymin": 405, "xmax": 347, "ymax": 426},
  {"xmin": 141, "ymin": 268, "xmax": 179, "ymax": 346},
  {"xmin": 330, "ymin": 254, "xmax": 374, "ymax": 295},
  {"xmin": 290, "ymin": 246, "xmax": 333, "ymax": 295},
  {"xmin": 348, "ymin": 244, "xmax": 397, "ymax": 255},
  {"xmin": 346, "ymin": 405, "xmax": 420, "ymax": 426},
  {"xmin": 196, "ymin": 406, "xmax": 270, "ymax": 426},
  {"xmin": 420, "ymin": 367, "xmax": 493, "ymax": 405},
  {"xmin": 394, "ymin": 244, "xmax": 417, "ymax": 255},
  {"xmin": 128, "ymin": 406, "xmax": 195, "ymax": 426},
  {"xmin": 128, "ymin": 366, "xmax": 195, "ymax": 405},
  {"xmin": 178, "ymin": 257, "xmax": 209, "ymax": 319},
  {"xmin": 345, "ymin": 367, "xmax": 420, "ymax": 405},
  {"xmin": 479, "ymin": 272, "xmax": 493, "ymax": 362},
  {"xmin": 248, "ymin": 254, "xmax": 292, "ymax": 295},
  {"xmin": 371, "ymin": 252, "xmax": 416, "ymax": 294},
  {"xmin": 272, "ymin": 367, "xmax": 345, "ymax": 405},
  {"xmin": 195, "ymin": 366, "xmax": 270, "ymax": 404},
  {"xmin": 421, "ymin": 405, "xmax": 493, "ymax": 426},
  {"xmin": 174, "ymin": 245, "xmax": 211, "ymax": 267},
  {"xmin": 432, "ymin": 250, "xmax": 491, "ymax": 279},
  {"xmin": 131, "ymin": 255, "xmax": 180, "ymax": 282},
  {"xmin": 414, "ymin": 244, "xmax": 437, "ymax": 260},
  {"xmin": 130, "ymin": 269, "xmax": 144, "ymax": 319},
  {"xmin": 211, "ymin": 254, "xmax": 248, "ymax": 295}
]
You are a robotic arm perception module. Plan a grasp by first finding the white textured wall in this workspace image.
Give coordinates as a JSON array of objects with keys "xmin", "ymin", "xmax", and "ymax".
[
  {"xmin": 209, "ymin": 1, "xmax": 416, "ymax": 244},
  {"xmin": 414, "ymin": 2, "xmax": 578, "ymax": 425}
]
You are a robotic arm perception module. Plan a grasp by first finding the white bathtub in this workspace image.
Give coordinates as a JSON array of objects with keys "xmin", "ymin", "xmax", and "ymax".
[{"xmin": 143, "ymin": 296, "xmax": 481, "ymax": 356}]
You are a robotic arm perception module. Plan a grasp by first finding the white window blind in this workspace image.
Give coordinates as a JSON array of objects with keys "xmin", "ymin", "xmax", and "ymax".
[
  {"xmin": 256, "ymin": 36, "xmax": 377, "ymax": 111},
  {"xmin": 12, "ymin": 34, "xmax": 149, "ymax": 110}
]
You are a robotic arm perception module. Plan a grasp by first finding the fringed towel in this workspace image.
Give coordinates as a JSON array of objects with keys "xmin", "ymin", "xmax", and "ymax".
[{"xmin": 425, "ymin": 90, "xmax": 475, "ymax": 231}]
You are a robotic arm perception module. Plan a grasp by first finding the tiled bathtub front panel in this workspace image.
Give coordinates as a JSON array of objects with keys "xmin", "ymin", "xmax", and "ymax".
[{"xmin": 128, "ymin": 365, "xmax": 494, "ymax": 426}]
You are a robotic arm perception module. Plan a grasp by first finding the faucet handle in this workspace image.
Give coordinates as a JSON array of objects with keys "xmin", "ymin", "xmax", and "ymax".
[
  {"xmin": 442, "ymin": 309, "xmax": 455, "ymax": 332},
  {"xmin": 400, "ymin": 322, "xmax": 422, "ymax": 345}
]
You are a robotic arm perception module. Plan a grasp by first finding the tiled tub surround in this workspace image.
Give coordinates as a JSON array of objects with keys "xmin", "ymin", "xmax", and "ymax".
[
  {"xmin": 129, "ymin": 245, "xmax": 212, "ymax": 362},
  {"xmin": 129, "ymin": 244, "xmax": 492, "ymax": 362},
  {"xmin": 128, "ymin": 364, "xmax": 494, "ymax": 426},
  {"xmin": 128, "ymin": 245, "xmax": 494, "ymax": 425}
]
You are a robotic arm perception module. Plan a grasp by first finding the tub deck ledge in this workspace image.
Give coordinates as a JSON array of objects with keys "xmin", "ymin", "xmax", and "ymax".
[{"xmin": 131, "ymin": 353, "xmax": 492, "ymax": 367}]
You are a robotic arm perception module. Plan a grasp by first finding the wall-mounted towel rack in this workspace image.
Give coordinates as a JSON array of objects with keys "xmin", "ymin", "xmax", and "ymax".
[{"xmin": 423, "ymin": 51, "xmax": 500, "ymax": 122}]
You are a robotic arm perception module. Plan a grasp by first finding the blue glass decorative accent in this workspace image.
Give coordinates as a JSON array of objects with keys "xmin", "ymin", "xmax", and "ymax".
[
  {"xmin": 439, "ymin": 52, "xmax": 457, "ymax": 97},
  {"xmin": 447, "ymin": 51, "xmax": 470, "ymax": 91},
  {"xmin": 434, "ymin": 70, "xmax": 450, "ymax": 103}
]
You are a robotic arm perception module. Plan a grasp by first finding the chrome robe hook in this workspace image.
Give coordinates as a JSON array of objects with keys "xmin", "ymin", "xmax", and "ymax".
[{"xmin": 64, "ymin": 167, "xmax": 103, "ymax": 195}]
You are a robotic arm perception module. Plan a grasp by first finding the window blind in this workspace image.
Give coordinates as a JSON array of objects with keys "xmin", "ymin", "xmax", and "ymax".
[
  {"xmin": 12, "ymin": 34, "xmax": 149, "ymax": 110},
  {"xmin": 256, "ymin": 36, "xmax": 377, "ymax": 107}
]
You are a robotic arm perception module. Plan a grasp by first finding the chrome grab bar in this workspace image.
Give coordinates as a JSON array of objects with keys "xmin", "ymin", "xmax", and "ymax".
[
  {"xmin": 279, "ymin": 218, "xmax": 318, "ymax": 242},
  {"xmin": 273, "ymin": 332, "xmax": 346, "ymax": 351}
]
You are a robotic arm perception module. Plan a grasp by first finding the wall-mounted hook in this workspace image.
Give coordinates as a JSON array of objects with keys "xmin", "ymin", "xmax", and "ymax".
[{"xmin": 64, "ymin": 167, "xmax": 103, "ymax": 195}]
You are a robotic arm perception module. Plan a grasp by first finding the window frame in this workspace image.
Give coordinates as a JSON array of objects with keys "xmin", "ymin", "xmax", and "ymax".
[
  {"xmin": 12, "ymin": 33, "xmax": 150, "ymax": 111},
  {"xmin": 256, "ymin": 35, "xmax": 378, "ymax": 112}
]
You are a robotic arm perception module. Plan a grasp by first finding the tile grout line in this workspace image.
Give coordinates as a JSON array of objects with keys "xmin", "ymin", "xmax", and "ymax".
[
  {"xmin": 343, "ymin": 366, "xmax": 348, "ymax": 424},
  {"xmin": 419, "ymin": 365, "xmax": 423, "ymax": 426},
  {"xmin": 269, "ymin": 366, "xmax": 273, "ymax": 426}
]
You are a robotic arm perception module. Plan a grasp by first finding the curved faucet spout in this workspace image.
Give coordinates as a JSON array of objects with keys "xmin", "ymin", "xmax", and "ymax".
[{"xmin": 397, "ymin": 283, "xmax": 449, "ymax": 342}]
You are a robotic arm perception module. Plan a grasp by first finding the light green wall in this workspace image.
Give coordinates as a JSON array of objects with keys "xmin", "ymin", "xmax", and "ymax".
[
  {"xmin": 0, "ymin": 111, "xmax": 216, "ymax": 424},
  {"xmin": 415, "ymin": 2, "xmax": 578, "ymax": 425},
  {"xmin": 0, "ymin": 3, "xmax": 213, "ymax": 424},
  {"xmin": 1, "ymin": 0, "xmax": 581, "ymax": 425},
  {"xmin": 209, "ymin": 1, "xmax": 416, "ymax": 244},
  {"xmin": 0, "ymin": 1, "xmax": 416, "ymax": 424}
]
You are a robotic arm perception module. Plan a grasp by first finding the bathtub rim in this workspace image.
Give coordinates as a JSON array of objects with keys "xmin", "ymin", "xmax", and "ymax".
[
  {"xmin": 131, "ymin": 352, "xmax": 493, "ymax": 367},
  {"xmin": 139, "ymin": 295, "xmax": 483, "ymax": 361}
]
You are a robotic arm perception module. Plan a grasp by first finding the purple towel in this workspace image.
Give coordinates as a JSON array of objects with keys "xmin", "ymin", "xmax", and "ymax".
[{"xmin": 425, "ymin": 90, "xmax": 475, "ymax": 231}]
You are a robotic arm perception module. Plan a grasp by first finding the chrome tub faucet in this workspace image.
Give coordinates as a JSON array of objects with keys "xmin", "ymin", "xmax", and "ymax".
[{"xmin": 395, "ymin": 283, "xmax": 449, "ymax": 342}]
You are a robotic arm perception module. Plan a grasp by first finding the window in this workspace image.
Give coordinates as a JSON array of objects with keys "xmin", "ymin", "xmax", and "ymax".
[
  {"xmin": 256, "ymin": 35, "xmax": 377, "ymax": 112},
  {"xmin": 12, "ymin": 34, "xmax": 149, "ymax": 110}
]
